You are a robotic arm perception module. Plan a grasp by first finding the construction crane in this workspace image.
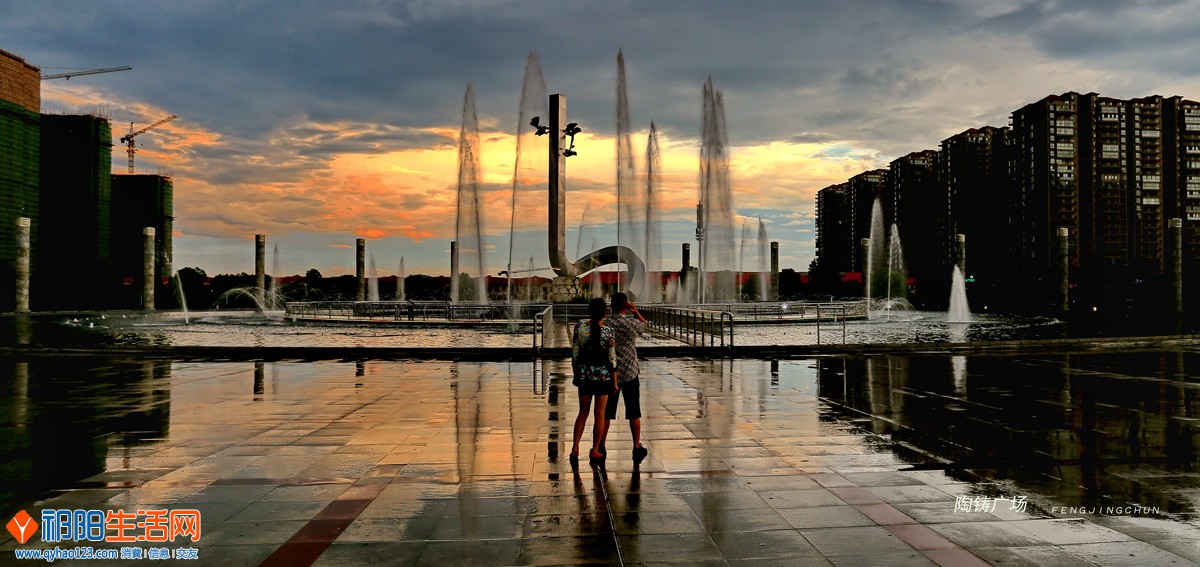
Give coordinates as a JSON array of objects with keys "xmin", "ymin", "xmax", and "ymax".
[
  {"xmin": 120, "ymin": 114, "xmax": 177, "ymax": 174},
  {"xmin": 40, "ymin": 66, "xmax": 132, "ymax": 80}
]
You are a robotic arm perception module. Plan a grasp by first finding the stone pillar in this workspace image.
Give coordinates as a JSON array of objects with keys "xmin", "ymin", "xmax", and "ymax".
[
  {"xmin": 1168, "ymin": 218, "xmax": 1183, "ymax": 316},
  {"xmin": 680, "ymin": 242, "xmax": 691, "ymax": 299},
  {"xmin": 15, "ymin": 217, "xmax": 30, "ymax": 313},
  {"xmin": 450, "ymin": 240, "xmax": 460, "ymax": 303},
  {"xmin": 1057, "ymin": 227, "xmax": 1070, "ymax": 315},
  {"xmin": 861, "ymin": 237, "xmax": 871, "ymax": 298},
  {"xmin": 355, "ymin": 238, "xmax": 366, "ymax": 301},
  {"xmin": 770, "ymin": 241, "xmax": 779, "ymax": 300},
  {"xmin": 255, "ymin": 234, "xmax": 266, "ymax": 309},
  {"xmin": 143, "ymin": 227, "xmax": 156, "ymax": 310},
  {"xmin": 955, "ymin": 233, "xmax": 967, "ymax": 273}
]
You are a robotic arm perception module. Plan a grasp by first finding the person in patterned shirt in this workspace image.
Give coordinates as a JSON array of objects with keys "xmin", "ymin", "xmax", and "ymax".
[
  {"xmin": 569, "ymin": 298, "xmax": 619, "ymax": 468},
  {"xmin": 600, "ymin": 292, "xmax": 649, "ymax": 464}
]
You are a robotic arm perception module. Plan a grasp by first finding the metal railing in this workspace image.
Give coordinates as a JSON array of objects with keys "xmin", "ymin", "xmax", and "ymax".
[
  {"xmin": 641, "ymin": 306, "xmax": 734, "ymax": 348},
  {"xmin": 532, "ymin": 305, "xmax": 553, "ymax": 352},
  {"xmin": 285, "ymin": 300, "xmax": 547, "ymax": 322},
  {"xmin": 678, "ymin": 300, "xmax": 869, "ymax": 322},
  {"xmin": 815, "ymin": 304, "xmax": 850, "ymax": 345}
]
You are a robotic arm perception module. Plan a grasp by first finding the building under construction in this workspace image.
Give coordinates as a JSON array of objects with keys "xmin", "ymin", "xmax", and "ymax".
[
  {"xmin": 0, "ymin": 48, "xmax": 40, "ymax": 311},
  {"xmin": 1, "ymin": 47, "xmax": 174, "ymax": 311}
]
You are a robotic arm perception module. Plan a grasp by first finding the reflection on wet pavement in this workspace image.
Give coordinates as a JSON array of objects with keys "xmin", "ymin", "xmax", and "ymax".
[{"xmin": 0, "ymin": 352, "xmax": 1195, "ymax": 565}]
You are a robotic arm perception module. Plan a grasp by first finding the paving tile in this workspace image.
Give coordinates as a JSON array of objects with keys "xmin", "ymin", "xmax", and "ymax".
[
  {"xmin": 778, "ymin": 505, "xmax": 877, "ymax": 529},
  {"xmin": 6, "ymin": 356, "xmax": 1200, "ymax": 567},
  {"xmin": 1058, "ymin": 541, "xmax": 1199, "ymax": 566},
  {"xmin": 187, "ymin": 543, "xmax": 279, "ymax": 566},
  {"xmin": 336, "ymin": 517, "xmax": 440, "ymax": 542},
  {"xmin": 615, "ymin": 533, "xmax": 723, "ymax": 563},
  {"xmin": 1008, "ymin": 518, "xmax": 1135, "ymax": 545},
  {"xmin": 892, "ymin": 502, "xmax": 998, "ymax": 524},
  {"xmin": 612, "ymin": 511, "xmax": 706, "ymax": 535},
  {"xmin": 884, "ymin": 523, "xmax": 960, "ymax": 550},
  {"xmin": 853, "ymin": 502, "xmax": 920, "ymax": 525},
  {"xmin": 200, "ymin": 520, "xmax": 308, "ymax": 546},
  {"xmin": 313, "ymin": 542, "xmax": 426, "ymax": 566},
  {"xmin": 929, "ymin": 521, "xmax": 1049, "ymax": 548},
  {"xmin": 415, "ymin": 539, "xmax": 522, "ymax": 567},
  {"xmin": 517, "ymin": 536, "xmax": 622, "ymax": 565},
  {"xmin": 524, "ymin": 513, "xmax": 612, "ymax": 538},
  {"xmin": 709, "ymin": 529, "xmax": 827, "ymax": 561},
  {"xmin": 758, "ymin": 488, "xmax": 848, "ymax": 509},
  {"xmin": 921, "ymin": 548, "xmax": 992, "ymax": 567}
]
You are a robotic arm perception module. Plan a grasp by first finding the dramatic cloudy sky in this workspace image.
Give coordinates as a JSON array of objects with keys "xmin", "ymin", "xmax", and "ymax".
[{"xmin": 5, "ymin": 0, "xmax": 1200, "ymax": 277}]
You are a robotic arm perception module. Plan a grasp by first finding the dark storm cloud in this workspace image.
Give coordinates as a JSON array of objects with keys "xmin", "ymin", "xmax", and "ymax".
[
  {"xmin": 7, "ymin": 0, "xmax": 1200, "ymax": 171},
  {"xmin": 978, "ymin": 0, "xmax": 1200, "ymax": 64}
]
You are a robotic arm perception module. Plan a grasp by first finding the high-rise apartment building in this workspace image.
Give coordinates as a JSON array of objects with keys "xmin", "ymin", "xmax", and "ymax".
[
  {"xmin": 1010, "ymin": 92, "xmax": 1089, "ymax": 287},
  {"xmin": 888, "ymin": 150, "xmax": 940, "ymax": 297},
  {"xmin": 1163, "ymin": 97, "xmax": 1200, "ymax": 291},
  {"xmin": 37, "ymin": 113, "xmax": 114, "ymax": 309},
  {"xmin": 937, "ymin": 127, "xmax": 1011, "ymax": 302},
  {"xmin": 847, "ymin": 169, "xmax": 888, "ymax": 274},
  {"xmin": 815, "ymin": 90, "xmax": 1196, "ymax": 312},
  {"xmin": 1127, "ymin": 96, "xmax": 1167, "ymax": 274},
  {"xmin": 111, "ymin": 174, "xmax": 174, "ymax": 308},
  {"xmin": 0, "ymin": 48, "xmax": 39, "ymax": 310},
  {"xmin": 814, "ymin": 183, "xmax": 851, "ymax": 274}
]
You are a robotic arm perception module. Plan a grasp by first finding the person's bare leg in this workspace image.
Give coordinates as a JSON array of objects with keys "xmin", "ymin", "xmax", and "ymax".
[
  {"xmin": 590, "ymin": 396, "xmax": 608, "ymax": 459},
  {"xmin": 599, "ymin": 418, "xmax": 611, "ymax": 453},
  {"xmin": 631, "ymin": 417, "xmax": 642, "ymax": 449},
  {"xmin": 572, "ymin": 393, "xmax": 592, "ymax": 457}
]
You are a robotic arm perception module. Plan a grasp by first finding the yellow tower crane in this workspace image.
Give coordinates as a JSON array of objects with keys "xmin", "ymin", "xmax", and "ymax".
[{"xmin": 120, "ymin": 114, "xmax": 177, "ymax": 174}]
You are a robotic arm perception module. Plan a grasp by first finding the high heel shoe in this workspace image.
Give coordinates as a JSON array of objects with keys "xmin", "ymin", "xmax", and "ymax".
[
  {"xmin": 568, "ymin": 453, "xmax": 579, "ymax": 469},
  {"xmin": 589, "ymin": 451, "xmax": 605, "ymax": 468}
]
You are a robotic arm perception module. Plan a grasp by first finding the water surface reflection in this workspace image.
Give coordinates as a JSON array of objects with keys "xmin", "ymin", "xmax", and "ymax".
[{"xmin": 817, "ymin": 350, "xmax": 1200, "ymax": 519}]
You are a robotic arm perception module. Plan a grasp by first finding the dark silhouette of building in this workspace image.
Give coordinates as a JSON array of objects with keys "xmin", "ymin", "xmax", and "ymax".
[
  {"xmin": 937, "ymin": 126, "xmax": 1011, "ymax": 307},
  {"xmin": 814, "ymin": 183, "xmax": 850, "ymax": 274},
  {"xmin": 889, "ymin": 150, "xmax": 940, "ymax": 305},
  {"xmin": 847, "ymin": 169, "xmax": 888, "ymax": 274},
  {"xmin": 111, "ymin": 174, "xmax": 174, "ymax": 308},
  {"xmin": 0, "ymin": 48, "xmax": 40, "ymax": 310},
  {"xmin": 37, "ymin": 113, "xmax": 114, "ymax": 310},
  {"xmin": 816, "ymin": 90, "xmax": 1200, "ymax": 314},
  {"xmin": 1163, "ymin": 97, "xmax": 1200, "ymax": 298}
]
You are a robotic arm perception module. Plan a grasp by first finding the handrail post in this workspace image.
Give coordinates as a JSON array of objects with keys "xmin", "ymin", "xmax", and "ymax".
[{"xmin": 816, "ymin": 305, "xmax": 822, "ymax": 345}]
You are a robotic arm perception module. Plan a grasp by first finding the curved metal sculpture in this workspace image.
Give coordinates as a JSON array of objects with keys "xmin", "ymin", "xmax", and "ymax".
[{"xmin": 547, "ymin": 94, "xmax": 646, "ymax": 298}]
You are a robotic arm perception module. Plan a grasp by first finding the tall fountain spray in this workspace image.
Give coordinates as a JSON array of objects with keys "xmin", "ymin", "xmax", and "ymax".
[
  {"xmin": 738, "ymin": 218, "xmax": 771, "ymax": 301},
  {"xmin": 506, "ymin": 52, "xmax": 549, "ymax": 304},
  {"xmin": 866, "ymin": 198, "xmax": 884, "ymax": 301},
  {"xmin": 267, "ymin": 244, "xmax": 280, "ymax": 310},
  {"xmin": 757, "ymin": 218, "xmax": 770, "ymax": 301},
  {"xmin": 615, "ymin": 50, "xmax": 643, "ymax": 295},
  {"xmin": 887, "ymin": 223, "xmax": 907, "ymax": 303},
  {"xmin": 589, "ymin": 237, "xmax": 602, "ymax": 299},
  {"xmin": 172, "ymin": 269, "xmax": 189, "ymax": 324},
  {"xmin": 642, "ymin": 122, "xmax": 662, "ymax": 301},
  {"xmin": 367, "ymin": 254, "xmax": 379, "ymax": 302},
  {"xmin": 699, "ymin": 77, "xmax": 736, "ymax": 302},
  {"xmin": 865, "ymin": 197, "xmax": 911, "ymax": 318},
  {"xmin": 397, "ymin": 257, "xmax": 406, "ymax": 301},
  {"xmin": 948, "ymin": 266, "xmax": 971, "ymax": 323},
  {"xmin": 455, "ymin": 82, "xmax": 487, "ymax": 303},
  {"xmin": 739, "ymin": 219, "xmax": 751, "ymax": 288}
]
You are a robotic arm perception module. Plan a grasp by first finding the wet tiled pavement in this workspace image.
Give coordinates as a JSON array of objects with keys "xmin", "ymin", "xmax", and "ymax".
[{"xmin": 1, "ymin": 354, "xmax": 1198, "ymax": 566}]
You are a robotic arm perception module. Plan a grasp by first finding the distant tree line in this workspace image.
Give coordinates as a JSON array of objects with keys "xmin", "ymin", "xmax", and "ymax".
[{"xmin": 170, "ymin": 267, "xmax": 453, "ymax": 310}]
